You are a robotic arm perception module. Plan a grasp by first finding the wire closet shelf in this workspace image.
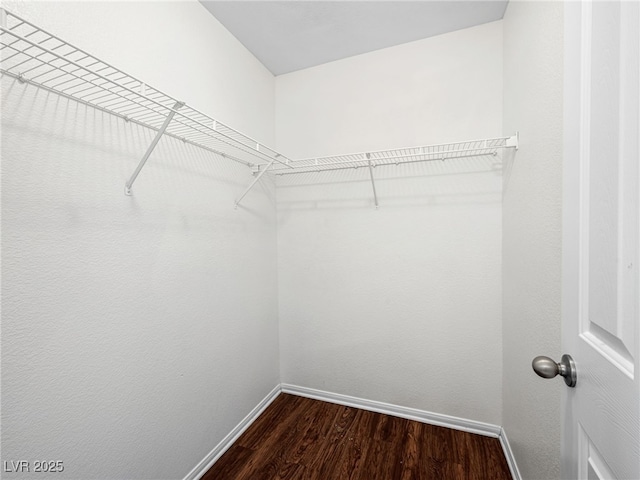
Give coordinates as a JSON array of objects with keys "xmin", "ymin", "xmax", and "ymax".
[
  {"xmin": 0, "ymin": 8, "xmax": 518, "ymax": 208},
  {"xmin": 267, "ymin": 136, "xmax": 518, "ymax": 176}
]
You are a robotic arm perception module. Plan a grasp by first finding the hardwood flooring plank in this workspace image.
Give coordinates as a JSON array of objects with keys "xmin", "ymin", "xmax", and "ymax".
[
  {"xmin": 321, "ymin": 409, "xmax": 373, "ymax": 480},
  {"xmin": 203, "ymin": 393, "xmax": 512, "ymax": 480},
  {"xmin": 398, "ymin": 420, "xmax": 421, "ymax": 480},
  {"xmin": 237, "ymin": 457, "xmax": 306, "ymax": 480},
  {"xmin": 302, "ymin": 404, "xmax": 359, "ymax": 479},
  {"xmin": 285, "ymin": 400, "xmax": 344, "ymax": 465},
  {"xmin": 236, "ymin": 394, "xmax": 306, "ymax": 450},
  {"xmin": 244, "ymin": 400, "xmax": 341, "ymax": 480},
  {"xmin": 468, "ymin": 432, "xmax": 512, "ymax": 479},
  {"xmin": 235, "ymin": 403, "xmax": 314, "ymax": 479},
  {"xmin": 200, "ymin": 445, "xmax": 254, "ymax": 480}
]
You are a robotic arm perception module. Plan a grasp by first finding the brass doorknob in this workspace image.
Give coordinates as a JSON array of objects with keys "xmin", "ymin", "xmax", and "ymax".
[{"xmin": 532, "ymin": 354, "xmax": 577, "ymax": 387}]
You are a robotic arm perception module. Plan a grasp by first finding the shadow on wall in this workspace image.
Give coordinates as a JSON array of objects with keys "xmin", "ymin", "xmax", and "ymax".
[
  {"xmin": 1, "ymin": 78, "xmax": 250, "ymax": 180},
  {"xmin": 1, "ymin": 77, "xmax": 277, "ymax": 224},
  {"xmin": 275, "ymin": 153, "xmax": 503, "ymax": 211},
  {"xmin": 501, "ymin": 146, "xmax": 517, "ymax": 199}
]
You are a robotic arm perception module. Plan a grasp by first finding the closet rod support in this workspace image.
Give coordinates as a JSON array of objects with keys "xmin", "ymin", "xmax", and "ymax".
[
  {"xmin": 235, "ymin": 157, "xmax": 277, "ymax": 208},
  {"xmin": 367, "ymin": 157, "xmax": 379, "ymax": 209},
  {"xmin": 124, "ymin": 101, "xmax": 185, "ymax": 196}
]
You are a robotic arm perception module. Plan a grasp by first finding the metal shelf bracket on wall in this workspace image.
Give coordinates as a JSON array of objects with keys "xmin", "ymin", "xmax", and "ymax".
[
  {"xmin": 234, "ymin": 156, "xmax": 279, "ymax": 208},
  {"xmin": 367, "ymin": 154, "xmax": 379, "ymax": 209},
  {"xmin": 124, "ymin": 101, "xmax": 185, "ymax": 196},
  {"xmin": 506, "ymin": 131, "xmax": 519, "ymax": 150}
]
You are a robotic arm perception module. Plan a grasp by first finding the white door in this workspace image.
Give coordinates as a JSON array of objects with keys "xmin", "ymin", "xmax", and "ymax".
[{"xmin": 562, "ymin": 1, "xmax": 639, "ymax": 479}]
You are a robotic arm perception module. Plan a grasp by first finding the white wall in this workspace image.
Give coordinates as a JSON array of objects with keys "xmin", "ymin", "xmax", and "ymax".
[
  {"xmin": 1, "ymin": 2, "xmax": 279, "ymax": 479},
  {"xmin": 275, "ymin": 22, "xmax": 504, "ymax": 424},
  {"xmin": 502, "ymin": 2, "xmax": 564, "ymax": 479},
  {"xmin": 1, "ymin": 3, "xmax": 568, "ymax": 477}
]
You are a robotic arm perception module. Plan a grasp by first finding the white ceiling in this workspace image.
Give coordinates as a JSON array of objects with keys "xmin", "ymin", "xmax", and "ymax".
[{"xmin": 199, "ymin": 1, "xmax": 508, "ymax": 75}]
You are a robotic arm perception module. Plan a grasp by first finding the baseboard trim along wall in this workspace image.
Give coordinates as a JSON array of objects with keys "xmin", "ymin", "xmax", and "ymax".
[
  {"xmin": 281, "ymin": 383, "xmax": 502, "ymax": 438},
  {"xmin": 185, "ymin": 383, "xmax": 521, "ymax": 480},
  {"xmin": 499, "ymin": 427, "xmax": 522, "ymax": 480},
  {"xmin": 183, "ymin": 384, "xmax": 281, "ymax": 480}
]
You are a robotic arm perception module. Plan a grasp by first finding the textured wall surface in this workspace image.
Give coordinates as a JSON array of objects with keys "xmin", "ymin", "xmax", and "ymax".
[
  {"xmin": 1, "ymin": 2, "xmax": 279, "ymax": 479},
  {"xmin": 275, "ymin": 22, "xmax": 505, "ymax": 424},
  {"xmin": 502, "ymin": 2, "xmax": 564, "ymax": 479}
]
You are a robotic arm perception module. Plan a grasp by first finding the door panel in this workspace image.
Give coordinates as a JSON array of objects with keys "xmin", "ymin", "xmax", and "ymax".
[
  {"xmin": 582, "ymin": 426, "xmax": 618, "ymax": 480},
  {"xmin": 583, "ymin": 0, "xmax": 637, "ymax": 371}
]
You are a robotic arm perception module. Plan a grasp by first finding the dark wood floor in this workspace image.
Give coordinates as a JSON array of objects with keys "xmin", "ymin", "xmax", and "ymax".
[{"xmin": 202, "ymin": 393, "xmax": 512, "ymax": 480}]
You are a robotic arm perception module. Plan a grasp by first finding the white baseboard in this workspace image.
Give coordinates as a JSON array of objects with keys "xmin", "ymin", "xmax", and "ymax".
[
  {"xmin": 182, "ymin": 384, "xmax": 281, "ymax": 480},
  {"xmin": 499, "ymin": 427, "xmax": 522, "ymax": 480},
  {"xmin": 184, "ymin": 383, "xmax": 520, "ymax": 480},
  {"xmin": 280, "ymin": 383, "xmax": 502, "ymax": 438}
]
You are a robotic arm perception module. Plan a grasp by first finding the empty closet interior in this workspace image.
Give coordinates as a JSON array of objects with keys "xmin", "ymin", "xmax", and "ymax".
[{"xmin": 1, "ymin": 2, "xmax": 563, "ymax": 479}]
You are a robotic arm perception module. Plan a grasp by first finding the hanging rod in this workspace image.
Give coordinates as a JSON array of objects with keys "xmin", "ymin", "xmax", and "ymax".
[{"xmin": 0, "ymin": 8, "xmax": 292, "ymax": 197}]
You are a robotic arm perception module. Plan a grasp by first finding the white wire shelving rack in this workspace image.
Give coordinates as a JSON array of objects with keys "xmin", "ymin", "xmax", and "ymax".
[
  {"xmin": 0, "ymin": 8, "xmax": 518, "ymax": 209},
  {"xmin": 267, "ymin": 135, "xmax": 518, "ymax": 207},
  {"xmin": 0, "ymin": 8, "xmax": 292, "ymax": 204}
]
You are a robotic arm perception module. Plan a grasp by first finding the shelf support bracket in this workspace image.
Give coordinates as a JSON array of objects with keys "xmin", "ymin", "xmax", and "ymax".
[
  {"xmin": 367, "ymin": 156, "xmax": 379, "ymax": 209},
  {"xmin": 506, "ymin": 131, "xmax": 519, "ymax": 150},
  {"xmin": 124, "ymin": 101, "xmax": 185, "ymax": 195},
  {"xmin": 235, "ymin": 157, "xmax": 277, "ymax": 208}
]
